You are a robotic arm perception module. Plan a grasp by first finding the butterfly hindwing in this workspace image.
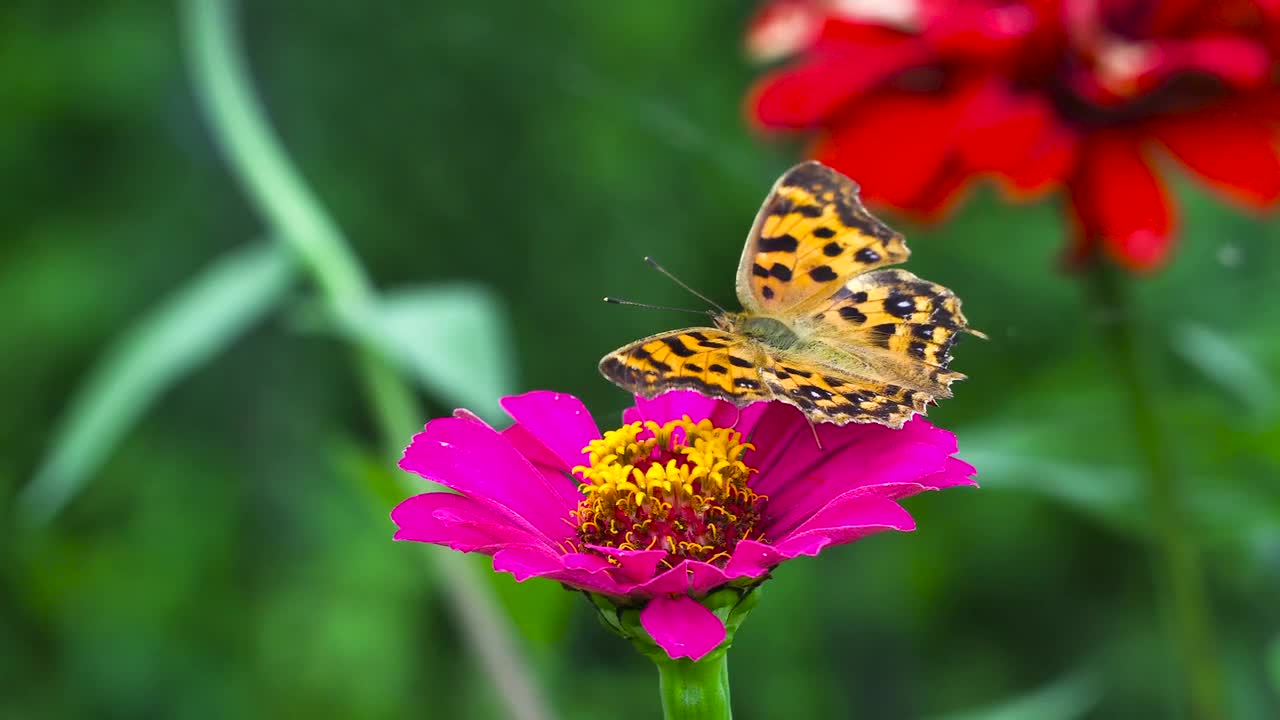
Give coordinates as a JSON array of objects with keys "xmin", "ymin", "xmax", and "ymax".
[
  {"xmin": 807, "ymin": 268, "xmax": 975, "ymax": 398},
  {"xmin": 758, "ymin": 354, "xmax": 928, "ymax": 429},
  {"xmin": 598, "ymin": 328, "xmax": 772, "ymax": 405},
  {"xmin": 735, "ymin": 161, "xmax": 909, "ymax": 314}
]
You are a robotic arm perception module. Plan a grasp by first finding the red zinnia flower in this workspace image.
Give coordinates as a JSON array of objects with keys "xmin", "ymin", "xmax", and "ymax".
[{"xmin": 747, "ymin": 0, "xmax": 1280, "ymax": 270}]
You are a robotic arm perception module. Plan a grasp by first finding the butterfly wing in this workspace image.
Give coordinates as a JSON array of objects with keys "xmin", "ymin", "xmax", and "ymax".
[
  {"xmin": 757, "ymin": 353, "xmax": 931, "ymax": 429},
  {"xmin": 598, "ymin": 328, "xmax": 774, "ymax": 405},
  {"xmin": 803, "ymin": 268, "xmax": 979, "ymax": 405},
  {"xmin": 735, "ymin": 161, "xmax": 909, "ymax": 314}
]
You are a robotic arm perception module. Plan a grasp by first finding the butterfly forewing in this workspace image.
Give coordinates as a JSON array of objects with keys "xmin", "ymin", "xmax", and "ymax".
[
  {"xmin": 735, "ymin": 161, "xmax": 909, "ymax": 314},
  {"xmin": 598, "ymin": 328, "xmax": 773, "ymax": 405}
]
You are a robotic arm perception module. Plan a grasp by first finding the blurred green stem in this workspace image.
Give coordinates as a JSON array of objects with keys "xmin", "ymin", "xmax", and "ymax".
[
  {"xmin": 1089, "ymin": 263, "xmax": 1225, "ymax": 720},
  {"xmin": 181, "ymin": 2, "xmax": 550, "ymax": 719},
  {"xmin": 653, "ymin": 654, "xmax": 732, "ymax": 720}
]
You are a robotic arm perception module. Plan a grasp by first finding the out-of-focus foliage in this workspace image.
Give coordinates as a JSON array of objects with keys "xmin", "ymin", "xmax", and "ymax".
[{"xmin": 2, "ymin": 1, "xmax": 1278, "ymax": 719}]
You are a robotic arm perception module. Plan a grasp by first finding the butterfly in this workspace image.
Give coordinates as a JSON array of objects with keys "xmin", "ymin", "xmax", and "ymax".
[{"xmin": 598, "ymin": 161, "xmax": 983, "ymax": 429}]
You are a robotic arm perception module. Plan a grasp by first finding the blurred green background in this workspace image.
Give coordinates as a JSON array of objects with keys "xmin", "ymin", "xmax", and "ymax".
[{"xmin": 3, "ymin": 2, "xmax": 1279, "ymax": 718}]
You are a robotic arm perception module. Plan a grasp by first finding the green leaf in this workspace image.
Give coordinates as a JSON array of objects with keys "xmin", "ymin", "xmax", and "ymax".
[
  {"xmin": 929, "ymin": 667, "xmax": 1102, "ymax": 720},
  {"xmin": 344, "ymin": 283, "xmax": 516, "ymax": 421},
  {"xmin": 1169, "ymin": 322, "xmax": 1276, "ymax": 422},
  {"xmin": 18, "ymin": 242, "xmax": 295, "ymax": 524}
]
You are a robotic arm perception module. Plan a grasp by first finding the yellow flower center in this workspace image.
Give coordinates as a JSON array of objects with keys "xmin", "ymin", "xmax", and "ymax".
[{"xmin": 572, "ymin": 417, "xmax": 767, "ymax": 567}]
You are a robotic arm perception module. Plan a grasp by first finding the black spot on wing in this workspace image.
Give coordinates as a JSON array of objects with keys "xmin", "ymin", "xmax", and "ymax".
[
  {"xmin": 769, "ymin": 263, "xmax": 793, "ymax": 281},
  {"xmin": 869, "ymin": 324, "xmax": 896, "ymax": 348},
  {"xmin": 822, "ymin": 242, "xmax": 842, "ymax": 257},
  {"xmin": 758, "ymin": 234, "xmax": 800, "ymax": 253},
  {"xmin": 794, "ymin": 385, "xmax": 833, "ymax": 402},
  {"xmin": 854, "ymin": 248, "xmax": 881, "ymax": 264},
  {"xmin": 837, "ymin": 306, "xmax": 867, "ymax": 323},
  {"xmin": 752, "ymin": 263, "xmax": 770, "ymax": 278},
  {"xmin": 762, "ymin": 286, "xmax": 774, "ymax": 300},
  {"xmin": 661, "ymin": 336, "xmax": 697, "ymax": 358},
  {"xmin": 813, "ymin": 227, "xmax": 837, "ymax": 238},
  {"xmin": 808, "ymin": 266, "xmax": 838, "ymax": 282},
  {"xmin": 728, "ymin": 355, "xmax": 753, "ymax": 368},
  {"xmin": 708, "ymin": 364, "xmax": 728, "ymax": 374},
  {"xmin": 884, "ymin": 292, "xmax": 915, "ymax": 318},
  {"xmin": 734, "ymin": 378, "xmax": 761, "ymax": 390}
]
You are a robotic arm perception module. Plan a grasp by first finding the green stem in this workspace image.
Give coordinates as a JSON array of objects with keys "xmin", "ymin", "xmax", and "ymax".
[
  {"xmin": 654, "ymin": 653, "xmax": 733, "ymax": 720},
  {"xmin": 181, "ymin": 2, "xmax": 550, "ymax": 719},
  {"xmin": 1089, "ymin": 263, "xmax": 1226, "ymax": 720}
]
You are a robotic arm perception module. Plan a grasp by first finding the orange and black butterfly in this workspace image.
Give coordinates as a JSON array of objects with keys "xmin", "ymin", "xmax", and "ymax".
[{"xmin": 599, "ymin": 161, "xmax": 983, "ymax": 429}]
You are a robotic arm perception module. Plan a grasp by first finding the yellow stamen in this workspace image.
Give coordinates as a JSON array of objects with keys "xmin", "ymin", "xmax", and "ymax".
[{"xmin": 571, "ymin": 416, "xmax": 767, "ymax": 566}]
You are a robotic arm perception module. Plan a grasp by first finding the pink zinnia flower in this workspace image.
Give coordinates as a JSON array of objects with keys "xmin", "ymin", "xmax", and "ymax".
[{"xmin": 393, "ymin": 390, "xmax": 975, "ymax": 661}]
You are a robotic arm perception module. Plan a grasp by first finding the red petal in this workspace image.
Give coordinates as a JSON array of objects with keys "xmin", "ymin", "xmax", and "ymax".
[
  {"xmin": 911, "ymin": 158, "xmax": 973, "ymax": 219},
  {"xmin": 750, "ymin": 38, "xmax": 929, "ymax": 129},
  {"xmin": 1149, "ymin": 34, "xmax": 1272, "ymax": 91},
  {"xmin": 812, "ymin": 86, "xmax": 971, "ymax": 212},
  {"xmin": 1151, "ymin": 106, "xmax": 1280, "ymax": 208},
  {"xmin": 925, "ymin": 0, "xmax": 1038, "ymax": 61},
  {"xmin": 952, "ymin": 79, "xmax": 1079, "ymax": 194},
  {"xmin": 1069, "ymin": 132, "xmax": 1175, "ymax": 271}
]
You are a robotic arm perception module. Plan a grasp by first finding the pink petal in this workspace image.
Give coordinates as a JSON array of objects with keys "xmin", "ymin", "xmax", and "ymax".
[
  {"xmin": 633, "ymin": 560, "xmax": 731, "ymax": 598},
  {"xmin": 740, "ymin": 402, "xmax": 816, "ymax": 483},
  {"xmin": 918, "ymin": 457, "xmax": 979, "ymax": 492},
  {"xmin": 772, "ymin": 495, "xmax": 916, "ymax": 557},
  {"xmin": 624, "ymin": 391, "xmax": 757, "ymax": 429},
  {"xmin": 761, "ymin": 438, "xmax": 946, "ymax": 539},
  {"xmin": 391, "ymin": 492, "xmax": 551, "ymax": 553},
  {"xmin": 491, "ymin": 547, "xmax": 626, "ymax": 595},
  {"xmin": 722, "ymin": 540, "xmax": 785, "ymax": 580},
  {"xmin": 561, "ymin": 552, "xmax": 617, "ymax": 574},
  {"xmin": 640, "ymin": 595, "xmax": 727, "ymax": 662},
  {"xmin": 587, "ymin": 546, "xmax": 669, "ymax": 584},
  {"xmin": 896, "ymin": 415, "xmax": 962, "ymax": 454},
  {"xmin": 399, "ymin": 417, "xmax": 576, "ymax": 541},
  {"xmin": 500, "ymin": 391, "xmax": 601, "ymax": 471}
]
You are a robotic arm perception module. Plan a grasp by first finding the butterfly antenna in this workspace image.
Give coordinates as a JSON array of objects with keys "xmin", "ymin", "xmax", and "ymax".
[
  {"xmin": 603, "ymin": 297, "xmax": 713, "ymax": 316},
  {"xmin": 643, "ymin": 257, "xmax": 728, "ymax": 314}
]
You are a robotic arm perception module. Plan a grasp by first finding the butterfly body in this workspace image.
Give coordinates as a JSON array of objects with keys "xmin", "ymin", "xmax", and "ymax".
[
  {"xmin": 731, "ymin": 314, "xmax": 800, "ymax": 349},
  {"xmin": 600, "ymin": 162, "xmax": 980, "ymax": 429}
]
